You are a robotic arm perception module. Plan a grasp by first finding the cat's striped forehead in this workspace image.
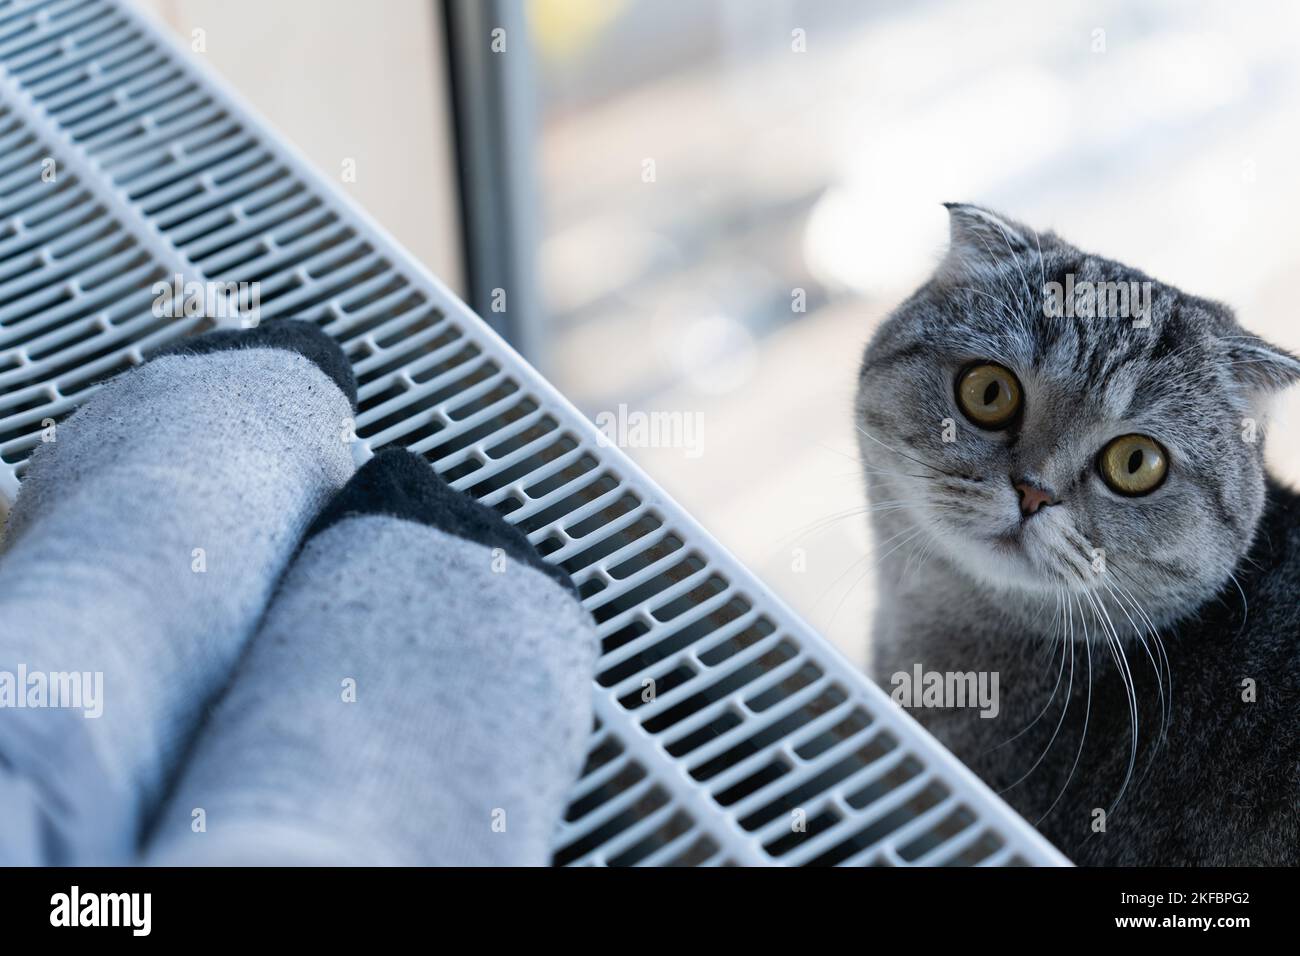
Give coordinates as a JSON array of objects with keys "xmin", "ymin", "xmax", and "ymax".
[
  {"xmin": 936, "ymin": 257, "xmax": 1228, "ymax": 426},
  {"xmin": 868, "ymin": 205, "xmax": 1297, "ymax": 451}
]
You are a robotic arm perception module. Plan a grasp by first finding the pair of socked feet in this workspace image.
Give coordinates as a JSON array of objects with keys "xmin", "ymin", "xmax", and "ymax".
[{"xmin": 0, "ymin": 321, "xmax": 597, "ymax": 865}]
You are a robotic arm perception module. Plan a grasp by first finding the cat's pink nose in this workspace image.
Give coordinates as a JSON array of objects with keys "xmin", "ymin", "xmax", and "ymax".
[{"xmin": 1013, "ymin": 480, "xmax": 1056, "ymax": 517}]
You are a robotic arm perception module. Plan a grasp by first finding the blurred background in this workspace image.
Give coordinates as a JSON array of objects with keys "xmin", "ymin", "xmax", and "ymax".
[{"xmin": 138, "ymin": 0, "xmax": 1300, "ymax": 667}]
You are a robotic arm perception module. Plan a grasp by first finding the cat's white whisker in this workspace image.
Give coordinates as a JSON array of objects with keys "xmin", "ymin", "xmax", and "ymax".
[
  {"xmin": 812, "ymin": 524, "xmax": 923, "ymax": 618},
  {"xmin": 991, "ymin": 590, "xmax": 1069, "ymax": 759},
  {"xmin": 1226, "ymin": 569, "xmax": 1250, "ymax": 633},
  {"xmin": 1100, "ymin": 575, "xmax": 1170, "ymax": 777},
  {"xmin": 1085, "ymin": 588, "xmax": 1140, "ymax": 817},
  {"xmin": 825, "ymin": 526, "xmax": 927, "ymax": 629},
  {"xmin": 1036, "ymin": 594, "xmax": 1091, "ymax": 826},
  {"xmin": 1107, "ymin": 568, "xmax": 1173, "ymax": 742},
  {"xmin": 777, "ymin": 499, "xmax": 921, "ymax": 546},
  {"xmin": 854, "ymin": 422, "xmax": 960, "ymax": 478}
]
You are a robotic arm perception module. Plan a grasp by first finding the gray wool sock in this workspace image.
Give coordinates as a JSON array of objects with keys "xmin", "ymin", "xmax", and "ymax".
[
  {"xmin": 0, "ymin": 321, "xmax": 358, "ymax": 865},
  {"xmin": 146, "ymin": 449, "xmax": 597, "ymax": 867}
]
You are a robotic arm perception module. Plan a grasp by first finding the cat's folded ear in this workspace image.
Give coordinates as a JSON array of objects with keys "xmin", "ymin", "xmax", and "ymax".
[
  {"xmin": 1221, "ymin": 331, "xmax": 1300, "ymax": 394},
  {"xmin": 937, "ymin": 202, "xmax": 1040, "ymax": 284}
]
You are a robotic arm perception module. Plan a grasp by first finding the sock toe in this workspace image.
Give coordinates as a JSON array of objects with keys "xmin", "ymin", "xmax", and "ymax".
[
  {"xmin": 0, "ymin": 318, "xmax": 361, "ymax": 862},
  {"xmin": 147, "ymin": 447, "xmax": 596, "ymax": 866},
  {"xmin": 150, "ymin": 319, "xmax": 357, "ymax": 407},
  {"xmin": 307, "ymin": 447, "xmax": 577, "ymax": 596}
]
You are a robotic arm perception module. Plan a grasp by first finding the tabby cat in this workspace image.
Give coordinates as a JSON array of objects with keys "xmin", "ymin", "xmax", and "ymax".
[{"xmin": 856, "ymin": 203, "xmax": 1299, "ymax": 865}]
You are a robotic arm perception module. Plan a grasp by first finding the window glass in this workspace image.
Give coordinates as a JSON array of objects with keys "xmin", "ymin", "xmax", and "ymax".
[{"xmin": 528, "ymin": 0, "xmax": 1300, "ymax": 663}]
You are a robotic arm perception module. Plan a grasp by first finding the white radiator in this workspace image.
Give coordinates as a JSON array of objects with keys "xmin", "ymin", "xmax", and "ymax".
[{"xmin": 0, "ymin": 0, "xmax": 1069, "ymax": 866}]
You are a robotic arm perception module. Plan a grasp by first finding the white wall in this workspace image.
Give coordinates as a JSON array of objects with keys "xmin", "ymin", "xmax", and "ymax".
[{"xmin": 133, "ymin": 0, "xmax": 465, "ymax": 296}]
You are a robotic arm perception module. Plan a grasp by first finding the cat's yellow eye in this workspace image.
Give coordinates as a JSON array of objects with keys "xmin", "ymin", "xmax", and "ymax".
[
  {"xmin": 955, "ymin": 362, "xmax": 1022, "ymax": 429},
  {"xmin": 1099, "ymin": 434, "xmax": 1168, "ymax": 496}
]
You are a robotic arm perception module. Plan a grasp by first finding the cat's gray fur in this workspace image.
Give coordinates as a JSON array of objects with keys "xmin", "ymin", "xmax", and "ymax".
[{"xmin": 856, "ymin": 204, "xmax": 1300, "ymax": 865}]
